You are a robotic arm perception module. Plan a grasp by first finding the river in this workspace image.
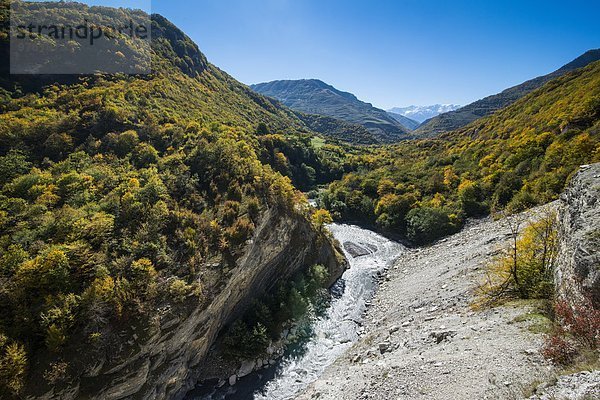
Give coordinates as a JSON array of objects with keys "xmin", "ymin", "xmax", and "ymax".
[{"xmin": 189, "ymin": 223, "xmax": 404, "ymax": 400}]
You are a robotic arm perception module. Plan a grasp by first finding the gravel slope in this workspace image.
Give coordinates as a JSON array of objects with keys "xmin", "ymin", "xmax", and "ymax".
[{"xmin": 298, "ymin": 207, "xmax": 560, "ymax": 400}]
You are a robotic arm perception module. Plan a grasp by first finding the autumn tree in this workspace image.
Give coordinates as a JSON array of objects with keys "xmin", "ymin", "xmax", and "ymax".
[
  {"xmin": 479, "ymin": 210, "xmax": 558, "ymax": 303},
  {"xmin": 311, "ymin": 209, "xmax": 333, "ymax": 232},
  {"xmin": 0, "ymin": 336, "xmax": 27, "ymax": 397}
]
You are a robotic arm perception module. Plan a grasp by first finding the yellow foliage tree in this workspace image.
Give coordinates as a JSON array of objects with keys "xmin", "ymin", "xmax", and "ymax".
[
  {"xmin": 311, "ymin": 209, "xmax": 333, "ymax": 232},
  {"xmin": 478, "ymin": 210, "xmax": 558, "ymax": 303},
  {"xmin": 0, "ymin": 338, "xmax": 27, "ymax": 397}
]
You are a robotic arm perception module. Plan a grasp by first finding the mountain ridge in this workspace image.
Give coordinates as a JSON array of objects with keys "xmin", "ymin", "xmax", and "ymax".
[
  {"xmin": 415, "ymin": 49, "xmax": 600, "ymax": 137},
  {"xmin": 251, "ymin": 79, "xmax": 411, "ymax": 144},
  {"xmin": 322, "ymin": 58, "xmax": 600, "ymax": 243}
]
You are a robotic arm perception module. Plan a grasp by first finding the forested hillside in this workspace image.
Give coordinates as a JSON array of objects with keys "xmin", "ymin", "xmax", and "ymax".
[
  {"xmin": 0, "ymin": 2, "xmax": 351, "ymax": 397},
  {"xmin": 293, "ymin": 112, "xmax": 383, "ymax": 145},
  {"xmin": 322, "ymin": 60, "xmax": 600, "ymax": 244}
]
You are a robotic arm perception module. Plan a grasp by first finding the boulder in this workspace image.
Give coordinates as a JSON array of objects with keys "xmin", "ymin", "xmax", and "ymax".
[
  {"xmin": 429, "ymin": 330, "xmax": 457, "ymax": 344},
  {"xmin": 237, "ymin": 360, "xmax": 255, "ymax": 378},
  {"xmin": 228, "ymin": 375, "xmax": 237, "ymax": 386},
  {"xmin": 378, "ymin": 342, "xmax": 391, "ymax": 354},
  {"xmin": 343, "ymin": 241, "xmax": 377, "ymax": 258}
]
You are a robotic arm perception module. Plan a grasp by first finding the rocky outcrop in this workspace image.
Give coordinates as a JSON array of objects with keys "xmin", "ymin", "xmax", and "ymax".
[
  {"xmin": 36, "ymin": 208, "xmax": 345, "ymax": 400},
  {"xmin": 528, "ymin": 370, "xmax": 600, "ymax": 400},
  {"xmin": 555, "ymin": 163, "xmax": 600, "ymax": 309}
]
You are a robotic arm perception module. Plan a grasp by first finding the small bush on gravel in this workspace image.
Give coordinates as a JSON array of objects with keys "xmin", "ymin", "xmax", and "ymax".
[
  {"xmin": 542, "ymin": 334, "xmax": 578, "ymax": 365},
  {"xmin": 476, "ymin": 211, "xmax": 557, "ymax": 305},
  {"xmin": 542, "ymin": 298, "xmax": 600, "ymax": 366}
]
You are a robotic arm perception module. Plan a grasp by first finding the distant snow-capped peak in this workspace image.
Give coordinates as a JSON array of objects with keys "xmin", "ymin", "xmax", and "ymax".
[{"xmin": 388, "ymin": 104, "xmax": 461, "ymax": 123}]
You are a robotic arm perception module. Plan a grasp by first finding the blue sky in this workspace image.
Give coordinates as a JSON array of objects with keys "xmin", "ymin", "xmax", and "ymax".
[{"xmin": 40, "ymin": 0, "xmax": 600, "ymax": 109}]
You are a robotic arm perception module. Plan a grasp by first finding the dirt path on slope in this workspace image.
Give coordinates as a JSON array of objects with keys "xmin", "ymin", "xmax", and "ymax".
[{"xmin": 298, "ymin": 208, "xmax": 558, "ymax": 400}]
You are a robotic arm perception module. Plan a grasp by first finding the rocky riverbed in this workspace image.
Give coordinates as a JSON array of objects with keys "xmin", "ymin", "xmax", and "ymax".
[
  {"xmin": 299, "ymin": 205, "xmax": 569, "ymax": 400},
  {"xmin": 188, "ymin": 224, "xmax": 404, "ymax": 400}
]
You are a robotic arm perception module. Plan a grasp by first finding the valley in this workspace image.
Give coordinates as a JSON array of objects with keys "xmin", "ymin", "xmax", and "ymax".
[
  {"xmin": 301, "ymin": 207, "xmax": 558, "ymax": 400},
  {"xmin": 191, "ymin": 165, "xmax": 599, "ymax": 400},
  {"xmin": 189, "ymin": 224, "xmax": 404, "ymax": 400},
  {"xmin": 301, "ymin": 165, "xmax": 600, "ymax": 400},
  {"xmin": 0, "ymin": 1, "xmax": 598, "ymax": 400}
]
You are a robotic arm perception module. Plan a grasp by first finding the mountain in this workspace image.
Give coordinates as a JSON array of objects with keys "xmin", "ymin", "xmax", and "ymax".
[
  {"xmin": 387, "ymin": 104, "xmax": 461, "ymax": 124},
  {"xmin": 415, "ymin": 49, "xmax": 600, "ymax": 137},
  {"xmin": 386, "ymin": 111, "xmax": 420, "ymax": 130},
  {"xmin": 250, "ymin": 79, "xmax": 411, "ymax": 144},
  {"xmin": 0, "ymin": 2, "xmax": 348, "ymax": 399}
]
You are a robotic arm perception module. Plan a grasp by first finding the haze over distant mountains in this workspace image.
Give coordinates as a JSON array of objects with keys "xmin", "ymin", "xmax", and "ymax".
[
  {"xmin": 387, "ymin": 104, "xmax": 461, "ymax": 124},
  {"xmin": 386, "ymin": 111, "xmax": 421, "ymax": 130},
  {"xmin": 250, "ymin": 79, "xmax": 412, "ymax": 143}
]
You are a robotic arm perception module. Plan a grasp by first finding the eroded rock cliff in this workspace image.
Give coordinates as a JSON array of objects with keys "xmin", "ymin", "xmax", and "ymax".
[
  {"xmin": 34, "ymin": 207, "xmax": 345, "ymax": 400},
  {"xmin": 555, "ymin": 163, "xmax": 600, "ymax": 308}
]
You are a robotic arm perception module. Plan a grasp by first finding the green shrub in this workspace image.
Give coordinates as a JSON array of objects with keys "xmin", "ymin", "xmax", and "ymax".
[
  {"xmin": 458, "ymin": 180, "xmax": 487, "ymax": 217},
  {"xmin": 406, "ymin": 207, "xmax": 455, "ymax": 245},
  {"xmin": 375, "ymin": 193, "xmax": 416, "ymax": 231},
  {"xmin": 0, "ymin": 150, "xmax": 31, "ymax": 186},
  {"xmin": 15, "ymin": 248, "xmax": 71, "ymax": 295},
  {"xmin": 286, "ymin": 288, "xmax": 309, "ymax": 320},
  {"xmin": 311, "ymin": 209, "xmax": 333, "ymax": 232},
  {"xmin": 0, "ymin": 245, "xmax": 28, "ymax": 276},
  {"xmin": 225, "ymin": 217, "xmax": 255, "ymax": 248},
  {"xmin": 507, "ymin": 190, "xmax": 537, "ymax": 213},
  {"xmin": 246, "ymin": 197, "xmax": 261, "ymax": 222},
  {"xmin": 256, "ymin": 122, "xmax": 270, "ymax": 135},
  {"xmin": 222, "ymin": 320, "xmax": 269, "ymax": 358},
  {"xmin": 113, "ymin": 130, "xmax": 139, "ymax": 157},
  {"xmin": 133, "ymin": 143, "xmax": 159, "ymax": 167},
  {"xmin": 41, "ymin": 294, "xmax": 80, "ymax": 352},
  {"xmin": 478, "ymin": 212, "xmax": 558, "ymax": 303}
]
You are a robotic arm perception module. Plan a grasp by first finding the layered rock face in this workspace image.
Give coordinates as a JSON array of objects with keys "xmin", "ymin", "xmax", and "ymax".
[
  {"xmin": 555, "ymin": 163, "xmax": 600, "ymax": 309},
  {"xmin": 38, "ymin": 208, "xmax": 345, "ymax": 400}
]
